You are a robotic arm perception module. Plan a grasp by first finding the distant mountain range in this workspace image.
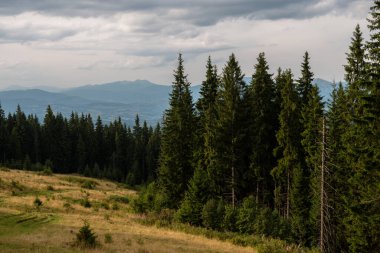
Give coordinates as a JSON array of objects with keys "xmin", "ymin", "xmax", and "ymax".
[{"xmin": 0, "ymin": 78, "xmax": 334, "ymax": 125}]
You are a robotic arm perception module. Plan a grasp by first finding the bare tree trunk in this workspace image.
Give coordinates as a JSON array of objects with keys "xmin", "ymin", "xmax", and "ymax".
[{"xmin": 320, "ymin": 117, "xmax": 326, "ymax": 253}]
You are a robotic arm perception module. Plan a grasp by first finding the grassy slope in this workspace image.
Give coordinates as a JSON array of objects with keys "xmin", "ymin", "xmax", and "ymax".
[{"xmin": 0, "ymin": 168, "xmax": 255, "ymax": 253}]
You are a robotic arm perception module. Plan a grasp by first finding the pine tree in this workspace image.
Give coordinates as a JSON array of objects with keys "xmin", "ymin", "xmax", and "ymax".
[
  {"xmin": 297, "ymin": 52, "xmax": 314, "ymax": 105},
  {"xmin": 177, "ymin": 57, "xmax": 219, "ymax": 223},
  {"xmin": 272, "ymin": 70, "xmax": 302, "ymax": 220},
  {"xmin": 145, "ymin": 123, "xmax": 161, "ymax": 181},
  {"xmin": 301, "ymin": 85, "xmax": 324, "ymax": 247},
  {"xmin": 194, "ymin": 56, "xmax": 219, "ymax": 181},
  {"xmin": 344, "ymin": 24, "xmax": 366, "ymax": 87},
  {"xmin": 158, "ymin": 53, "xmax": 196, "ymax": 209},
  {"xmin": 341, "ymin": 2, "xmax": 380, "ymax": 251},
  {"xmin": 95, "ymin": 116, "xmax": 105, "ymax": 170},
  {"xmin": 196, "ymin": 56, "xmax": 219, "ymax": 122},
  {"xmin": 214, "ymin": 53, "xmax": 247, "ymax": 207},
  {"xmin": 247, "ymin": 52, "xmax": 277, "ymax": 206},
  {"xmin": 0, "ymin": 104, "xmax": 9, "ymax": 163}
]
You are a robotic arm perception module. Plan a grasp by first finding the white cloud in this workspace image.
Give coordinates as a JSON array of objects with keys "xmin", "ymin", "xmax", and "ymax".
[{"xmin": 0, "ymin": 0, "xmax": 373, "ymax": 88}]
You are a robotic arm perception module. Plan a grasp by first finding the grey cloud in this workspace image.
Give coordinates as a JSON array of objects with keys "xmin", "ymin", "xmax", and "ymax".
[
  {"xmin": 0, "ymin": 0, "xmax": 366, "ymax": 25},
  {"xmin": 0, "ymin": 28, "xmax": 76, "ymax": 43}
]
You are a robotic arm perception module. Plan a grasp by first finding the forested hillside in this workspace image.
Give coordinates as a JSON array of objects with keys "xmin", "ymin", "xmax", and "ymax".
[
  {"xmin": 136, "ymin": 3, "xmax": 379, "ymax": 252},
  {"xmin": 0, "ymin": 1, "xmax": 379, "ymax": 253}
]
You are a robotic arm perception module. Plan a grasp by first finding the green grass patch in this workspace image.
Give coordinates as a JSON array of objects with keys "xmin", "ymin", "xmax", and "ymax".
[{"xmin": 0, "ymin": 212, "xmax": 56, "ymax": 237}]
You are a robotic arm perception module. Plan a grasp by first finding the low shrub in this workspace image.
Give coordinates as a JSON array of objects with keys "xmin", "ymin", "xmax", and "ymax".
[
  {"xmin": 80, "ymin": 198, "xmax": 91, "ymax": 208},
  {"xmin": 81, "ymin": 180, "xmax": 97, "ymax": 189},
  {"xmin": 112, "ymin": 203, "xmax": 119, "ymax": 210},
  {"xmin": 75, "ymin": 222, "xmax": 98, "ymax": 248},
  {"xmin": 34, "ymin": 197, "xmax": 43, "ymax": 208},
  {"xmin": 100, "ymin": 202, "xmax": 110, "ymax": 210}
]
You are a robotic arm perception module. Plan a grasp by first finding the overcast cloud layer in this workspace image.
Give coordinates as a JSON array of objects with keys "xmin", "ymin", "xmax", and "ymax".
[{"xmin": 0, "ymin": 0, "xmax": 373, "ymax": 88}]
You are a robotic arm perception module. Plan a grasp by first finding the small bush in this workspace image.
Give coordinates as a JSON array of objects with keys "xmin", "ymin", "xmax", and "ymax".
[
  {"xmin": 42, "ymin": 167, "xmax": 53, "ymax": 176},
  {"xmin": 47, "ymin": 185, "xmax": 55, "ymax": 191},
  {"xmin": 80, "ymin": 198, "xmax": 91, "ymax": 208},
  {"xmin": 100, "ymin": 202, "xmax": 109, "ymax": 210},
  {"xmin": 81, "ymin": 180, "xmax": 97, "ymax": 189},
  {"xmin": 104, "ymin": 233, "xmax": 113, "ymax": 244},
  {"xmin": 34, "ymin": 197, "xmax": 43, "ymax": 208},
  {"xmin": 75, "ymin": 222, "xmax": 98, "ymax": 248},
  {"xmin": 222, "ymin": 204, "xmax": 238, "ymax": 232},
  {"xmin": 202, "ymin": 199, "xmax": 223, "ymax": 230},
  {"xmin": 236, "ymin": 196, "xmax": 257, "ymax": 234},
  {"xmin": 112, "ymin": 203, "xmax": 119, "ymax": 210},
  {"xmin": 131, "ymin": 182, "xmax": 168, "ymax": 213}
]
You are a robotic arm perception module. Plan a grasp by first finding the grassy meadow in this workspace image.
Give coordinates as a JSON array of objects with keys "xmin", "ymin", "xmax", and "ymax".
[{"xmin": 0, "ymin": 168, "xmax": 257, "ymax": 253}]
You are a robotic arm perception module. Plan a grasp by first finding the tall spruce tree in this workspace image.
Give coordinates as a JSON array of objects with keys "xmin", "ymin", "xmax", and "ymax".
[
  {"xmin": 297, "ymin": 52, "xmax": 314, "ymax": 105},
  {"xmin": 214, "ymin": 53, "xmax": 247, "ymax": 207},
  {"xmin": 177, "ymin": 57, "xmax": 219, "ymax": 224},
  {"xmin": 328, "ymin": 84, "xmax": 350, "ymax": 252},
  {"xmin": 158, "ymin": 53, "xmax": 196, "ymax": 209},
  {"xmin": 341, "ymin": 2, "xmax": 380, "ymax": 251},
  {"xmin": 272, "ymin": 70, "xmax": 303, "ymax": 220},
  {"xmin": 248, "ymin": 52, "xmax": 277, "ymax": 206},
  {"xmin": 301, "ymin": 85, "xmax": 324, "ymax": 247},
  {"xmin": 344, "ymin": 24, "xmax": 366, "ymax": 87}
]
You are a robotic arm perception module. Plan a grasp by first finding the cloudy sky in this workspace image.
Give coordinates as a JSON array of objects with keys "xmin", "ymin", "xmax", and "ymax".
[{"xmin": 0, "ymin": 0, "xmax": 373, "ymax": 89}]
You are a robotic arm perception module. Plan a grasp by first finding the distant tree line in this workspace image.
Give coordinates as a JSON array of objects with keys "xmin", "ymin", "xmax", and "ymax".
[
  {"xmin": 0, "ymin": 105, "xmax": 161, "ymax": 185},
  {"xmin": 135, "ymin": 2, "xmax": 380, "ymax": 252}
]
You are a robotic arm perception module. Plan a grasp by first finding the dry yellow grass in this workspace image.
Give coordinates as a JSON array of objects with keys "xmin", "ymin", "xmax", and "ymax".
[{"xmin": 0, "ymin": 169, "xmax": 256, "ymax": 253}]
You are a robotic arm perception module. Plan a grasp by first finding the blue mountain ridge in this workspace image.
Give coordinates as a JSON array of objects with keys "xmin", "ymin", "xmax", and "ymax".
[{"xmin": 0, "ymin": 79, "xmax": 333, "ymax": 125}]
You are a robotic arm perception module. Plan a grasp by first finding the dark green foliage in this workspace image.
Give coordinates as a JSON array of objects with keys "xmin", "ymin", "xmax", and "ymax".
[
  {"xmin": 131, "ymin": 182, "xmax": 165, "ymax": 213},
  {"xmin": 222, "ymin": 204, "xmax": 238, "ymax": 232},
  {"xmin": 81, "ymin": 180, "xmax": 97, "ymax": 189},
  {"xmin": 33, "ymin": 197, "xmax": 42, "ymax": 208},
  {"xmin": 75, "ymin": 222, "xmax": 98, "ymax": 248},
  {"xmin": 247, "ymin": 53, "xmax": 277, "ymax": 206},
  {"xmin": 80, "ymin": 198, "xmax": 91, "ymax": 208},
  {"xmin": 176, "ymin": 166, "xmax": 211, "ymax": 225},
  {"xmin": 300, "ymin": 85, "xmax": 324, "ymax": 246},
  {"xmin": 339, "ymin": 3, "xmax": 380, "ymax": 251},
  {"xmin": 201, "ymin": 199, "xmax": 223, "ymax": 230},
  {"xmin": 158, "ymin": 53, "xmax": 196, "ymax": 209},
  {"xmin": 236, "ymin": 196, "xmax": 257, "ymax": 234},
  {"xmin": 272, "ymin": 70, "xmax": 302, "ymax": 218},
  {"xmin": 0, "ymin": 104, "xmax": 160, "ymax": 185},
  {"xmin": 214, "ymin": 53, "xmax": 247, "ymax": 206},
  {"xmin": 297, "ymin": 51, "xmax": 314, "ymax": 105},
  {"xmin": 344, "ymin": 24, "xmax": 366, "ymax": 86}
]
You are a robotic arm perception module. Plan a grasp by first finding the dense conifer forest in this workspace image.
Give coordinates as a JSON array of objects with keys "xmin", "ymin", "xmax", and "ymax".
[{"xmin": 1, "ymin": 1, "xmax": 379, "ymax": 252}]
